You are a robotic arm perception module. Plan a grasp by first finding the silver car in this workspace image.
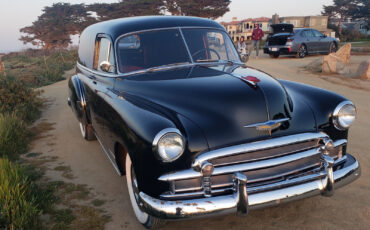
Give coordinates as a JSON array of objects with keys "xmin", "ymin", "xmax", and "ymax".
[{"xmin": 264, "ymin": 24, "xmax": 339, "ymax": 58}]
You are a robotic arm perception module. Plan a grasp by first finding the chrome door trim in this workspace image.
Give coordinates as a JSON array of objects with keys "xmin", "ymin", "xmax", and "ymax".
[
  {"xmin": 95, "ymin": 132, "xmax": 122, "ymax": 176},
  {"xmin": 77, "ymin": 62, "xmax": 118, "ymax": 78}
]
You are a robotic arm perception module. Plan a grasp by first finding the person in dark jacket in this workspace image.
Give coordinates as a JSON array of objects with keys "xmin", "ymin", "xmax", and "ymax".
[{"xmin": 248, "ymin": 24, "xmax": 264, "ymax": 58}]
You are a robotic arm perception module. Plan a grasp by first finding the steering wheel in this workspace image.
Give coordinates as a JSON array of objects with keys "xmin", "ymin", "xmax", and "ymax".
[{"xmin": 192, "ymin": 48, "xmax": 221, "ymax": 61}]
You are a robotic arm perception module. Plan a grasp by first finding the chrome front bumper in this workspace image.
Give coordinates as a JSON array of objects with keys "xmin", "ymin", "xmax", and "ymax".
[{"xmin": 138, "ymin": 154, "xmax": 360, "ymax": 219}]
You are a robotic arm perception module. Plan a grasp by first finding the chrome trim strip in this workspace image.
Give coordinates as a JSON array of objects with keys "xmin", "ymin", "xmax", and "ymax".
[
  {"xmin": 213, "ymin": 148, "xmax": 320, "ymax": 175},
  {"xmin": 333, "ymin": 139, "xmax": 347, "ymax": 147},
  {"xmin": 192, "ymin": 132, "xmax": 328, "ymax": 169},
  {"xmin": 160, "ymin": 188, "xmax": 231, "ymax": 199},
  {"xmin": 77, "ymin": 62, "xmax": 118, "ymax": 78},
  {"xmin": 159, "ymin": 147, "xmax": 322, "ymax": 181},
  {"xmin": 95, "ymin": 133, "xmax": 122, "ymax": 176},
  {"xmin": 166, "ymin": 171, "xmax": 326, "ymax": 199},
  {"xmin": 139, "ymin": 154, "xmax": 360, "ymax": 219},
  {"xmin": 334, "ymin": 155, "xmax": 347, "ymax": 165}
]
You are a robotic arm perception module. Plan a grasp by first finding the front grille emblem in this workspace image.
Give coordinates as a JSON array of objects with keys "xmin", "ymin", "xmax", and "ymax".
[{"xmin": 244, "ymin": 118, "xmax": 290, "ymax": 135}]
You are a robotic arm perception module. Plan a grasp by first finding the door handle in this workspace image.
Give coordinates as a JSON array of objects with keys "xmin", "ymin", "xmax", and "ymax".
[{"xmin": 88, "ymin": 75, "xmax": 96, "ymax": 80}]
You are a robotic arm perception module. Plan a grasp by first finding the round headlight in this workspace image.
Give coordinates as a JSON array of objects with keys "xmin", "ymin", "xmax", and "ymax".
[
  {"xmin": 333, "ymin": 101, "xmax": 356, "ymax": 130},
  {"xmin": 153, "ymin": 129, "xmax": 185, "ymax": 162}
]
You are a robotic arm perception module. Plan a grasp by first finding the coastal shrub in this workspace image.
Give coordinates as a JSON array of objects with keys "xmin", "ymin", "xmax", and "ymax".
[
  {"xmin": 0, "ymin": 77, "xmax": 42, "ymax": 123},
  {"xmin": 0, "ymin": 113, "xmax": 29, "ymax": 160},
  {"xmin": 0, "ymin": 158, "xmax": 41, "ymax": 229},
  {"xmin": 1, "ymin": 49, "xmax": 77, "ymax": 87}
]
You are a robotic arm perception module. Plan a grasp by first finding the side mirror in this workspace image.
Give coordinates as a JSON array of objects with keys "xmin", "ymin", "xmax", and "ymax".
[
  {"xmin": 100, "ymin": 61, "xmax": 112, "ymax": 73},
  {"xmin": 322, "ymin": 34, "xmax": 327, "ymax": 38}
]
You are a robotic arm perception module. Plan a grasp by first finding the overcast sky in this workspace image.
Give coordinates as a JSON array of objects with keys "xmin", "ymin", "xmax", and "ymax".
[{"xmin": 0, "ymin": 0, "xmax": 333, "ymax": 53}]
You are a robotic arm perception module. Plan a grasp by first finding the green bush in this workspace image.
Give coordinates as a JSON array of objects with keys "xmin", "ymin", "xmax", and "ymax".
[
  {"xmin": 1, "ymin": 49, "xmax": 77, "ymax": 87},
  {"xmin": 0, "ymin": 77, "xmax": 42, "ymax": 123},
  {"xmin": 0, "ymin": 158, "xmax": 41, "ymax": 229},
  {"xmin": 0, "ymin": 113, "xmax": 29, "ymax": 160}
]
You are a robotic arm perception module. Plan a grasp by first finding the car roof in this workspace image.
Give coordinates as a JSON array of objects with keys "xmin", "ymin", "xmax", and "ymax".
[
  {"xmin": 84, "ymin": 16, "xmax": 224, "ymax": 39},
  {"xmin": 78, "ymin": 16, "xmax": 225, "ymax": 69}
]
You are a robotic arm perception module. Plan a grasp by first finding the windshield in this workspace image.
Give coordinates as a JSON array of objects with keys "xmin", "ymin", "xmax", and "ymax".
[
  {"xmin": 181, "ymin": 28, "xmax": 239, "ymax": 63},
  {"xmin": 116, "ymin": 28, "xmax": 240, "ymax": 74}
]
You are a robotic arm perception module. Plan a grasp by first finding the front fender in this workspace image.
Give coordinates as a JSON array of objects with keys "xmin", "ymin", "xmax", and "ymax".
[
  {"xmin": 104, "ymin": 89, "xmax": 208, "ymax": 197},
  {"xmin": 279, "ymin": 79, "xmax": 349, "ymax": 140}
]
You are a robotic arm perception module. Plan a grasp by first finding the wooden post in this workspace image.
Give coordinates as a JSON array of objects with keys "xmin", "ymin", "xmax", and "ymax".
[
  {"xmin": 0, "ymin": 55, "xmax": 5, "ymax": 77},
  {"xmin": 0, "ymin": 55, "xmax": 3, "ymax": 72}
]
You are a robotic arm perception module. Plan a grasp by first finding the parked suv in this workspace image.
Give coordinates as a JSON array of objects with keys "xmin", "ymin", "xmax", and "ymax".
[{"xmin": 264, "ymin": 23, "xmax": 338, "ymax": 58}]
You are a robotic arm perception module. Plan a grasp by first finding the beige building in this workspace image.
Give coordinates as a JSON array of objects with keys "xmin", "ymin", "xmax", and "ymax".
[
  {"xmin": 221, "ymin": 17, "xmax": 270, "ymax": 42},
  {"xmin": 272, "ymin": 14, "xmax": 333, "ymax": 36}
]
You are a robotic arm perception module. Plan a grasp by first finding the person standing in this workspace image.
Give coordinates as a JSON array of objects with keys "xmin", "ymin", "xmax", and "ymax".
[
  {"xmin": 234, "ymin": 37, "xmax": 239, "ymax": 47},
  {"xmin": 248, "ymin": 24, "xmax": 264, "ymax": 58},
  {"xmin": 237, "ymin": 36, "xmax": 247, "ymax": 56}
]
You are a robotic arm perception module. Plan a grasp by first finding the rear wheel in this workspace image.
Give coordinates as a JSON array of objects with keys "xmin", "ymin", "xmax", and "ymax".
[
  {"xmin": 296, "ymin": 44, "xmax": 307, "ymax": 58},
  {"xmin": 125, "ymin": 154, "xmax": 166, "ymax": 229},
  {"xmin": 79, "ymin": 121, "xmax": 95, "ymax": 141},
  {"xmin": 329, "ymin": 42, "xmax": 337, "ymax": 53},
  {"xmin": 269, "ymin": 53, "xmax": 280, "ymax": 58}
]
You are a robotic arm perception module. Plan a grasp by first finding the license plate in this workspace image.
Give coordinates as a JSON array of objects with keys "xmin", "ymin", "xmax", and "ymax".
[{"xmin": 270, "ymin": 47, "xmax": 278, "ymax": 51}]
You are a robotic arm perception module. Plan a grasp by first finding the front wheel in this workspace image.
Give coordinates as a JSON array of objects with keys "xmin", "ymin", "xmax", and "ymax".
[
  {"xmin": 329, "ymin": 42, "xmax": 337, "ymax": 53},
  {"xmin": 125, "ymin": 154, "xmax": 166, "ymax": 229}
]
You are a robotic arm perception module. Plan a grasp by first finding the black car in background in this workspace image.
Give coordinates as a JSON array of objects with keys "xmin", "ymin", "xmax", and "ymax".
[
  {"xmin": 68, "ymin": 16, "xmax": 360, "ymax": 229},
  {"xmin": 264, "ymin": 23, "xmax": 339, "ymax": 58}
]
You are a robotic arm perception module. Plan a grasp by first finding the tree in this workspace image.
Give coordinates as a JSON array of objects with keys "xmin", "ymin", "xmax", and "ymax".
[
  {"xmin": 322, "ymin": 0, "xmax": 369, "ymax": 35},
  {"xmin": 164, "ymin": 0, "xmax": 231, "ymax": 19},
  {"xmin": 88, "ymin": 0, "xmax": 164, "ymax": 21},
  {"xmin": 20, "ymin": 3, "xmax": 96, "ymax": 49},
  {"xmin": 350, "ymin": 0, "xmax": 369, "ymax": 30}
]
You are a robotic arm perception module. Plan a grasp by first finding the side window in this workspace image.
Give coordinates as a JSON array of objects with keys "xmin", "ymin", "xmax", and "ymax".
[
  {"xmin": 93, "ymin": 37, "xmax": 115, "ymax": 73},
  {"xmin": 312, "ymin": 30, "xmax": 323, "ymax": 37},
  {"xmin": 302, "ymin": 30, "xmax": 313, "ymax": 38}
]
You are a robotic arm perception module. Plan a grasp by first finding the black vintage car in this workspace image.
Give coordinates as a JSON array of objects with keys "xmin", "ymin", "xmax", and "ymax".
[{"xmin": 68, "ymin": 16, "xmax": 360, "ymax": 228}]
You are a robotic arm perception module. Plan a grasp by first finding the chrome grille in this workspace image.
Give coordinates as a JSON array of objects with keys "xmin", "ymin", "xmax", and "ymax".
[
  {"xmin": 210, "ymin": 139, "xmax": 319, "ymax": 166},
  {"xmin": 158, "ymin": 132, "xmax": 347, "ymax": 200}
]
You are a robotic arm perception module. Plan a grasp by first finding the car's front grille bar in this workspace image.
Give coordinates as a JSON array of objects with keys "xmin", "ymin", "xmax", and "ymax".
[
  {"xmin": 191, "ymin": 132, "xmax": 329, "ymax": 169},
  {"xmin": 158, "ymin": 132, "xmax": 347, "ymax": 200}
]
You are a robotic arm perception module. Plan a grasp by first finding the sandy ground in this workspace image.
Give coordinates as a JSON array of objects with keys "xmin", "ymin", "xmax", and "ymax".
[{"xmin": 32, "ymin": 54, "xmax": 370, "ymax": 230}]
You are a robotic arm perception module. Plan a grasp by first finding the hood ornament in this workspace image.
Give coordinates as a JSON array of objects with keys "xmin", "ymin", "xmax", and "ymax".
[
  {"xmin": 240, "ymin": 76, "xmax": 260, "ymax": 87},
  {"xmin": 244, "ymin": 118, "xmax": 290, "ymax": 135}
]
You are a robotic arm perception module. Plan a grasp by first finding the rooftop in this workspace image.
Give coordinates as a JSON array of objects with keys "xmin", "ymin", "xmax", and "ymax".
[{"xmin": 221, "ymin": 17, "xmax": 270, "ymax": 26}]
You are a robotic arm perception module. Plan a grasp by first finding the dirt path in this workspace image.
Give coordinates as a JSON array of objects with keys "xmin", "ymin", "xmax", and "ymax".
[{"xmin": 34, "ymin": 55, "xmax": 370, "ymax": 230}]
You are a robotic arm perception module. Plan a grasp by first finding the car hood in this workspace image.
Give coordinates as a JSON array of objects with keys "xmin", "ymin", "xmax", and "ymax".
[{"xmin": 114, "ymin": 65, "xmax": 316, "ymax": 150}]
